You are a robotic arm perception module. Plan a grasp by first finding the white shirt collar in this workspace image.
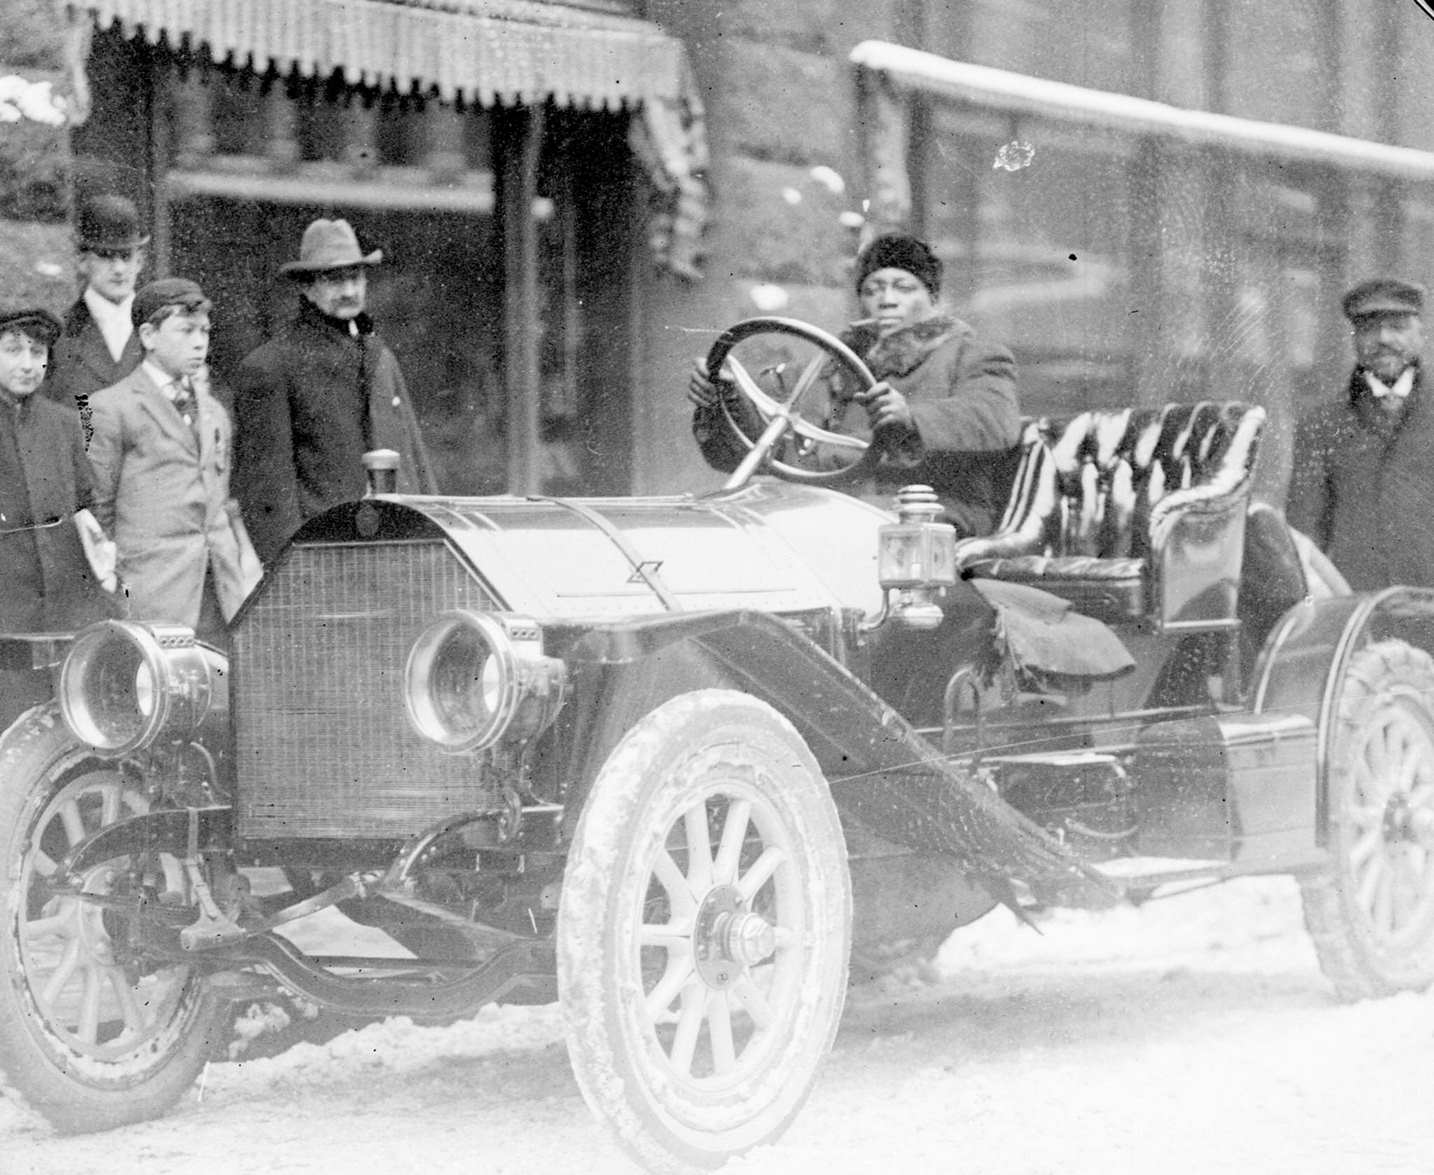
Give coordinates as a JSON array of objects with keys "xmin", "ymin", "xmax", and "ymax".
[
  {"xmin": 142, "ymin": 360, "xmax": 188, "ymax": 401},
  {"xmin": 1365, "ymin": 368, "xmax": 1416, "ymax": 400},
  {"xmin": 83, "ymin": 287, "xmax": 135, "ymax": 364}
]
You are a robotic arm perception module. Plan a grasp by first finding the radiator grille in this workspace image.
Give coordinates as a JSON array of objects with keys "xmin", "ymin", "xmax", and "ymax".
[{"xmin": 234, "ymin": 541, "xmax": 498, "ymax": 840}]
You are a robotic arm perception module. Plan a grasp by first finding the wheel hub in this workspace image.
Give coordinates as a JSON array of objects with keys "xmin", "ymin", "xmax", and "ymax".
[{"xmin": 692, "ymin": 885, "xmax": 776, "ymax": 988}]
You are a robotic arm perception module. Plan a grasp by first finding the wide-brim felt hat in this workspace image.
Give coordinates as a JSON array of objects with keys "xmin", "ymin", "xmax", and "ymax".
[
  {"xmin": 0, "ymin": 306, "xmax": 63, "ymax": 347},
  {"xmin": 280, "ymin": 218, "xmax": 384, "ymax": 277},
  {"xmin": 76, "ymin": 194, "xmax": 150, "ymax": 252},
  {"xmin": 1342, "ymin": 278, "xmax": 1425, "ymax": 321}
]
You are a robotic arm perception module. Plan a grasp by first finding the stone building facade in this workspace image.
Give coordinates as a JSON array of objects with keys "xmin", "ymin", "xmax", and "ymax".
[{"xmin": 10, "ymin": 2, "xmax": 1434, "ymax": 503}]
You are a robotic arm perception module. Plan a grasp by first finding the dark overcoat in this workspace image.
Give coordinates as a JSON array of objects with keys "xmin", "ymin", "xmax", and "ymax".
[
  {"xmin": 231, "ymin": 299, "xmax": 438, "ymax": 563},
  {"xmin": 43, "ymin": 298, "xmax": 143, "ymax": 413},
  {"xmin": 695, "ymin": 314, "xmax": 1022, "ymax": 534},
  {"xmin": 0, "ymin": 391, "xmax": 117, "ymax": 633},
  {"xmin": 1286, "ymin": 367, "xmax": 1434, "ymax": 589}
]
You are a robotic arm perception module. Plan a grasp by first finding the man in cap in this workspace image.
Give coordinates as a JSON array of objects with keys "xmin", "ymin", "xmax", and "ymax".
[
  {"xmin": 0, "ymin": 306, "xmax": 118, "ymax": 728},
  {"xmin": 1287, "ymin": 277, "xmax": 1434, "ymax": 589},
  {"xmin": 231, "ymin": 218, "xmax": 437, "ymax": 563},
  {"xmin": 690, "ymin": 232, "xmax": 1022, "ymax": 534},
  {"xmin": 86, "ymin": 279, "xmax": 261, "ymax": 644},
  {"xmin": 44, "ymin": 194, "xmax": 149, "ymax": 420}
]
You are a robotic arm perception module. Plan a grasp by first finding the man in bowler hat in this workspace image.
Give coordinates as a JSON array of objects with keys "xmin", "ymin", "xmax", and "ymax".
[
  {"xmin": 232, "ymin": 218, "xmax": 437, "ymax": 563},
  {"xmin": 0, "ymin": 306, "xmax": 118, "ymax": 729},
  {"xmin": 1287, "ymin": 278, "xmax": 1434, "ymax": 588},
  {"xmin": 44, "ymin": 194, "xmax": 149, "ymax": 420}
]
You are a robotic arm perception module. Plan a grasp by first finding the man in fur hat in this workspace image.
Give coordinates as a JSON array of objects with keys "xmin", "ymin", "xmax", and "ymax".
[
  {"xmin": 44, "ymin": 194, "xmax": 149, "ymax": 421},
  {"xmin": 689, "ymin": 232, "xmax": 1022, "ymax": 535},
  {"xmin": 232, "ymin": 218, "xmax": 437, "ymax": 563},
  {"xmin": 1287, "ymin": 277, "xmax": 1434, "ymax": 589}
]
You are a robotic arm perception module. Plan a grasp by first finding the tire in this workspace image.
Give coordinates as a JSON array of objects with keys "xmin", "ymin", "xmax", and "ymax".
[
  {"xmin": 0, "ymin": 711, "xmax": 229, "ymax": 1132},
  {"xmin": 557, "ymin": 690, "xmax": 851, "ymax": 1174},
  {"xmin": 1301, "ymin": 639, "xmax": 1434, "ymax": 1000}
]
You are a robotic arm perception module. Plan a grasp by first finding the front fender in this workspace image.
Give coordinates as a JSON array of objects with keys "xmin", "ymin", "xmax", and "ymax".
[
  {"xmin": 560, "ymin": 610, "xmax": 1109, "ymax": 902},
  {"xmin": 1252, "ymin": 587, "xmax": 1434, "ymax": 837}
]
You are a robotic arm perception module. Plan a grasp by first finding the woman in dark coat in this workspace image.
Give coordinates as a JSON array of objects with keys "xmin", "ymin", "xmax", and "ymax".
[
  {"xmin": 0, "ymin": 307, "xmax": 119, "ymax": 729},
  {"xmin": 690, "ymin": 234, "xmax": 1022, "ymax": 534}
]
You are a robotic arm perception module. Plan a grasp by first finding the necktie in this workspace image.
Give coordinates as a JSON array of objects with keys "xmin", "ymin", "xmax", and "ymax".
[{"xmin": 172, "ymin": 378, "xmax": 198, "ymax": 428}]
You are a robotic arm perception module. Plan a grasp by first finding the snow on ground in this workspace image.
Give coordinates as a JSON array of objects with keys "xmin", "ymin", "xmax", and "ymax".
[{"xmin": 5, "ymin": 876, "xmax": 1434, "ymax": 1175}]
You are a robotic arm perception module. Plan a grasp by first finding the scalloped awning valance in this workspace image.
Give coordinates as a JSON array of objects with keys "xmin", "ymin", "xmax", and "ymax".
[{"xmin": 69, "ymin": 0, "xmax": 708, "ymax": 277}]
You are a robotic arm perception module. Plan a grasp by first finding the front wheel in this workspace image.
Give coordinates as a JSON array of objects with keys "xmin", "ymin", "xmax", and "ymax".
[
  {"xmin": 1301, "ymin": 639, "xmax": 1434, "ymax": 1000},
  {"xmin": 0, "ymin": 712, "xmax": 229, "ymax": 1132},
  {"xmin": 557, "ymin": 690, "xmax": 851, "ymax": 1173}
]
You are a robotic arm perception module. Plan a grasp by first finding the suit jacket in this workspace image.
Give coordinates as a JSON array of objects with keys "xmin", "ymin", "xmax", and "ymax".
[
  {"xmin": 1286, "ymin": 367, "xmax": 1434, "ymax": 589},
  {"xmin": 232, "ymin": 298, "xmax": 438, "ymax": 563},
  {"xmin": 45, "ymin": 297, "xmax": 143, "ymax": 414},
  {"xmin": 87, "ymin": 366, "xmax": 262, "ymax": 629},
  {"xmin": 0, "ymin": 392, "xmax": 117, "ymax": 633}
]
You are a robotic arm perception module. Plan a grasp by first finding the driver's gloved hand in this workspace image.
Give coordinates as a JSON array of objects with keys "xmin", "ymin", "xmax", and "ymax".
[{"xmin": 687, "ymin": 357, "xmax": 737, "ymax": 410}]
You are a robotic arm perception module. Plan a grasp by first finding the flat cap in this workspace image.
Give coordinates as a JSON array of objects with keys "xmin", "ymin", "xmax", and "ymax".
[
  {"xmin": 132, "ymin": 278, "xmax": 210, "ymax": 329},
  {"xmin": 1342, "ymin": 278, "xmax": 1425, "ymax": 321},
  {"xmin": 0, "ymin": 306, "xmax": 63, "ymax": 347}
]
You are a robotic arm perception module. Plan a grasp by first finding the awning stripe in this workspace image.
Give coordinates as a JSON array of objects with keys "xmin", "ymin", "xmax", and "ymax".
[{"xmin": 76, "ymin": 0, "xmax": 686, "ymax": 109}]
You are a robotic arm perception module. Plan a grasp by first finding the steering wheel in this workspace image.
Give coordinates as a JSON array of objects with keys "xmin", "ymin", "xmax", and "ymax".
[{"xmin": 704, "ymin": 317, "xmax": 877, "ymax": 490}]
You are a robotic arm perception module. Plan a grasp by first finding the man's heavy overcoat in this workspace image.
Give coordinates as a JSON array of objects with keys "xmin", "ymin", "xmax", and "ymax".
[
  {"xmin": 44, "ymin": 299, "xmax": 142, "ymax": 412},
  {"xmin": 695, "ymin": 315, "xmax": 1022, "ymax": 534},
  {"xmin": 231, "ymin": 299, "xmax": 437, "ymax": 563},
  {"xmin": 1286, "ymin": 368, "xmax": 1434, "ymax": 590},
  {"xmin": 87, "ymin": 366, "xmax": 261, "ymax": 628}
]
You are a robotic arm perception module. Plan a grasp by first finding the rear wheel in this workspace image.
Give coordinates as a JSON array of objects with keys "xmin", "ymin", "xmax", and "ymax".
[
  {"xmin": 0, "ymin": 714, "xmax": 228, "ymax": 1132},
  {"xmin": 1302, "ymin": 639, "xmax": 1434, "ymax": 1000},
  {"xmin": 558, "ymin": 690, "xmax": 851, "ymax": 1173}
]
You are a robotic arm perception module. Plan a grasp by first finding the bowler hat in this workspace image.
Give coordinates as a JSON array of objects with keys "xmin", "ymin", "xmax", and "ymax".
[
  {"xmin": 1342, "ymin": 278, "xmax": 1425, "ymax": 321},
  {"xmin": 854, "ymin": 233, "xmax": 943, "ymax": 297},
  {"xmin": 132, "ymin": 278, "xmax": 210, "ymax": 329},
  {"xmin": 0, "ymin": 306, "xmax": 63, "ymax": 347},
  {"xmin": 279, "ymin": 218, "xmax": 384, "ymax": 277},
  {"xmin": 76, "ymin": 195, "xmax": 150, "ymax": 253}
]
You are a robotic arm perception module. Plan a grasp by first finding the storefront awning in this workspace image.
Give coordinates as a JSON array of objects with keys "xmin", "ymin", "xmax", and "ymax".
[{"xmin": 68, "ymin": 0, "xmax": 709, "ymax": 276}]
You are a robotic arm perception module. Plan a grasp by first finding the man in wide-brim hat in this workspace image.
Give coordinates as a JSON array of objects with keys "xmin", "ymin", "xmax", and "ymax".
[
  {"xmin": 232, "ymin": 218, "xmax": 436, "ymax": 563},
  {"xmin": 1288, "ymin": 276, "xmax": 1434, "ymax": 588},
  {"xmin": 44, "ymin": 194, "xmax": 150, "ymax": 418}
]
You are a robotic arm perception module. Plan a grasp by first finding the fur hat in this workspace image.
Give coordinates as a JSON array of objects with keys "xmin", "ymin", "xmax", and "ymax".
[
  {"xmin": 0, "ymin": 306, "xmax": 63, "ymax": 347},
  {"xmin": 854, "ymin": 234, "xmax": 942, "ymax": 296},
  {"xmin": 76, "ymin": 195, "xmax": 150, "ymax": 253},
  {"xmin": 280, "ymin": 219, "xmax": 384, "ymax": 277}
]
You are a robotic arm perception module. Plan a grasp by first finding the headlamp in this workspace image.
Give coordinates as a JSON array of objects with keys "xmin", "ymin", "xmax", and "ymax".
[
  {"xmin": 60, "ymin": 621, "xmax": 228, "ymax": 755},
  {"xmin": 404, "ymin": 611, "xmax": 566, "ymax": 753}
]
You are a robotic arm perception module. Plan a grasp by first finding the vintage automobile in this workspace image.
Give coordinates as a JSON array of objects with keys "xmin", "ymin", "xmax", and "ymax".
[{"xmin": 2, "ymin": 318, "xmax": 1433, "ymax": 1174}]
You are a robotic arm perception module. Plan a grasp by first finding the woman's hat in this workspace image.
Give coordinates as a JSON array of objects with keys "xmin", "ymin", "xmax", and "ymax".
[
  {"xmin": 280, "ymin": 219, "xmax": 384, "ymax": 277},
  {"xmin": 0, "ymin": 306, "xmax": 63, "ymax": 347},
  {"xmin": 854, "ymin": 234, "xmax": 942, "ymax": 296},
  {"xmin": 76, "ymin": 195, "xmax": 150, "ymax": 253}
]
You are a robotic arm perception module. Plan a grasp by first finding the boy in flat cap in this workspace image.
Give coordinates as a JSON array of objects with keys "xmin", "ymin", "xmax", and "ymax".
[
  {"xmin": 0, "ymin": 306, "xmax": 118, "ymax": 729},
  {"xmin": 44, "ymin": 194, "xmax": 149, "ymax": 420},
  {"xmin": 689, "ymin": 232, "xmax": 1022, "ymax": 535},
  {"xmin": 1287, "ymin": 277, "xmax": 1434, "ymax": 589},
  {"xmin": 86, "ymin": 279, "xmax": 261, "ymax": 643},
  {"xmin": 232, "ymin": 218, "xmax": 436, "ymax": 564}
]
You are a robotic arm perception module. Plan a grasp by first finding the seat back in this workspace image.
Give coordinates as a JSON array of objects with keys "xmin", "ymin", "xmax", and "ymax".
[{"xmin": 958, "ymin": 401, "xmax": 1266, "ymax": 626}]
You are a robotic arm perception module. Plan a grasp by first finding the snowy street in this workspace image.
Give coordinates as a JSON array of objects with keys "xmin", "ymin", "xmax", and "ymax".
[{"xmin": 6, "ymin": 875, "xmax": 1432, "ymax": 1175}]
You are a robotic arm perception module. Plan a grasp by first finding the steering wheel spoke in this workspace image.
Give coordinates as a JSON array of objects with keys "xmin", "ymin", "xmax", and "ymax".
[{"xmin": 707, "ymin": 317, "xmax": 877, "ymax": 487}]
